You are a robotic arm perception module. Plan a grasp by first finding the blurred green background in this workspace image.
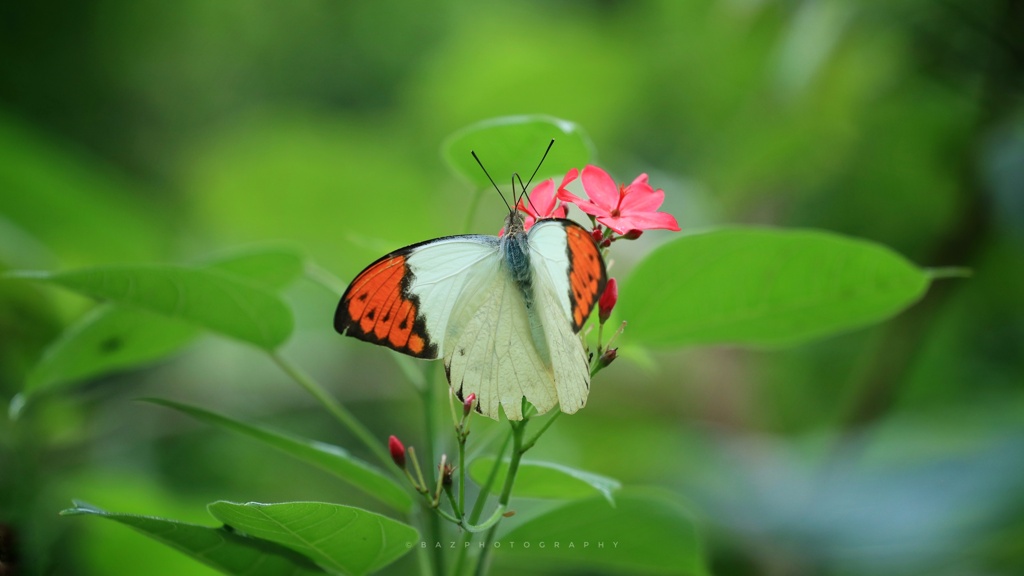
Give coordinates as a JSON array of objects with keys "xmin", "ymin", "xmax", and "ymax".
[{"xmin": 2, "ymin": 1, "xmax": 1023, "ymax": 575}]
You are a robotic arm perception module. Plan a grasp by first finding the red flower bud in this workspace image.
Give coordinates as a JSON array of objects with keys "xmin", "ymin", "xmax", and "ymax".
[
  {"xmin": 388, "ymin": 435, "xmax": 406, "ymax": 469},
  {"xmin": 621, "ymin": 229, "xmax": 643, "ymax": 240},
  {"xmin": 591, "ymin": 227, "xmax": 604, "ymax": 244},
  {"xmin": 598, "ymin": 278, "xmax": 618, "ymax": 324},
  {"xmin": 463, "ymin": 393, "xmax": 477, "ymax": 416},
  {"xmin": 596, "ymin": 347, "xmax": 618, "ymax": 370}
]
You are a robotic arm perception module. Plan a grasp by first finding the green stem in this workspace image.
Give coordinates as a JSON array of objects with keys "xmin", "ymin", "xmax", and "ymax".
[
  {"xmin": 445, "ymin": 484, "xmax": 461, "ymax": 519},
  {"xmin": 421, "ymin": 366, "xmax": 444, "ymax": 576},
  {"xmin": 473, "ymin": 420, "xmax": 528, "ymax": 576},
  {"xmin": 460, "ymin": 504, "xmax": 507, "ymax": 533},
  {"xmin": 521, "ymin": 411, "xmax": 560, "ymax": 452},
  {"xmin": 269, "ymin": 352, "xmax": 391, "ymax": 470},
  {"xmin": 451, "ymin": 426, "xmax": 513, "ymax": 576},
  {"xmin": 458, "ymin": 431, "xmax": 467, "ymax": 517},
  {"xmin": 468, "ymin": 428, "xmax": 513, "ymax": 523}
]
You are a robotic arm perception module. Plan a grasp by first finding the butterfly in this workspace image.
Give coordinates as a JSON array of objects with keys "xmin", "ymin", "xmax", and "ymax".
[{"xmin": 334, "ymin": 156, "xmax": 608, "ymax": 421}]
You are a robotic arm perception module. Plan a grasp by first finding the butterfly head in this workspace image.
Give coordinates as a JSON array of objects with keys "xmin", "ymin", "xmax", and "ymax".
[{"xmin": 503, "ymin": 207, "xmax": 528, "ymax": 239}]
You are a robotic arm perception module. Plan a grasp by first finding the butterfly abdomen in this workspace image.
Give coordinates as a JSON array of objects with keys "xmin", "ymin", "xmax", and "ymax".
[
  {"xmin": 501, "ymin": 230, "xmax": 534, "ymax": 300},
  {"xmin": 500, "ymin": 228, "xmax": 558, "ymax": 368}
]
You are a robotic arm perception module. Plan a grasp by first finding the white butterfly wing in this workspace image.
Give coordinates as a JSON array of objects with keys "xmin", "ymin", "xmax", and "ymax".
[
  {"xmin": 336, "ymin": 220, "xmax": 606, "ymax": 421},
  {"xmin": 444, "ymin": 220, "xmax": 606, "ymax": 420},
  {"xmin": 527, "ymin": 220, "xmax": 607, "ymax": 413},
  {"xmin": 335, "ymin": 235, "xmax": 497, "ymax": 359},
  {"xmin": 443, "ymin": 261, "xmax": 559, "ymax": 420}
]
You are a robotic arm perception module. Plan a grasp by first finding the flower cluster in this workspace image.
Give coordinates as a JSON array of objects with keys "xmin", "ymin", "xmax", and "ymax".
[
  {"xmin": 518, "ymin": 165, "xmax": 680, "ymax": 237},
  {"xmin": 517, "ymin": 165, "xmax": 679, "ymax": 375}
]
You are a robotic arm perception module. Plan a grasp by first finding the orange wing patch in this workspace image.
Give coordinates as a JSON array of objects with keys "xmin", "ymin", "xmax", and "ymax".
[
  {"xmin": 565, "ymin": 224, "xmax": 607, "ymax": 332},
  {"xmin": 334, "ymin": 252, "xmax": 437, "ymax": 358}
]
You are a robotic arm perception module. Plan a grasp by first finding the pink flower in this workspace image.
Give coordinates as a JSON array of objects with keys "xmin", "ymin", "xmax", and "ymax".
[
  {"xmin": 558, "ymin": 165, "xmax": 680, "ymax": 235},
  {"xmin": 516, "ymin": 169, "xmax": 578, "ymax": 230}
]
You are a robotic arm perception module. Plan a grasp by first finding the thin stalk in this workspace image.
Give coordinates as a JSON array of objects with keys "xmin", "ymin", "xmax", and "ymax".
[
  {"xmin": 458, "ymin": 432, "xmax": 467, "ymax": 517},
  {"xmin": 521, "ymin": 411, "xmax": 561, "ymax": 452},
  {"xmin": 269, "ymin": 352, "xmax": 391, "ymax": 470},
  {"xmin": 468, "ymin": 427, "xmax": 513, "ymax": 523},
  {"xmin": 473, "ymin": 420, "xmax": 528, "ymax": 576},
  {"xmin": 451, "ymin": 427, "xmax": 513, "ymax": 576},
  {"xmin": 421, "ymin": 366, "xmax": 444, "ymax": 576}
]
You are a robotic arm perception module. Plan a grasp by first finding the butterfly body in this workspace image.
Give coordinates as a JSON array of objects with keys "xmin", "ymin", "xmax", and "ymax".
[{"xmin": 335, "ymin": 211, "xmax": 606, "ymax": 420}]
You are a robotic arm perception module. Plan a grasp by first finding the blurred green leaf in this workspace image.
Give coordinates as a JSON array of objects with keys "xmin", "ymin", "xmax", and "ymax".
[
  {"xmin": 199, "ymin": 244, "xmax": 305, "ymax": 290},
  {"xmin": 147, "ymin": 398, "xmax": 412, "ymax": 513},
  {"xmin": 19, "ymin": 246, "xmax": 306, "ymax": 396},
  {"xmin": 9, "ymin": 264, "xmax": 293, "ymax": 350},
  {"xmin": 443, "ymin": 115, "xmax": 592, "ymax": 190},
  {"xmin": 497, "ymin": 488, "xmax": 705, "ymax": 576},
  {"xmin": 61, "ymin": 501, "xmax": 326, "ymax": 576},
  {"xmin": 207, "ymin": 501, "xmax": 418, "ymax": 576},
  {"xmin": 470, "ymin": 458, "xmax": 620, "ymax": 504},
  {"xmin": 23, "ymin": 305, "xmax": 199, "ymax": 396},
  {"xmin": 619, "ymin": 227, "xmax": 932, "ymax": 347}
]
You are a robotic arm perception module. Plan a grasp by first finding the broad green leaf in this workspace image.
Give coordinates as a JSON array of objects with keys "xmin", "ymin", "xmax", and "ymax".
[
  {"xmin": 470, "ymin": 458, "xmax": 621, "ymax": 504},
  {"xmin": 61, "ymin": 501, "xmax": 326, "ymax": 576},
  {"xmin": 147, "ymin": 398, "xmax": 412, "ymax": 513},
  {"xmin": 443, "ymin": 115, "xmax": 592, "ymax": 189},
  {"xmin": 10, "ymin": 264, "xmax": 293, "ymax": 350},
  {"xmin": 19, "ymin": 250, "xmax": 300, "ymax": 396},
  {"xmin": 23, "ymin": 304, "xmax": 200, "ymax": 395},
  {"xmin": 207, "ymin": 501, "xmax": 417, "ymax": 576},
  {"xmin": 497, "ymin": 489, "xmax": 706, "ymax": 576},
  {"xmin": 619, "ymin": 227, "xmax": 932, "ymax": 347},
  {"xmin": 19, "ymin": 246, "xmax": 306, "ymax": 396},
  {"xmin": 199, "ymin": 244, "xmax": 305, "ymax": 290}
]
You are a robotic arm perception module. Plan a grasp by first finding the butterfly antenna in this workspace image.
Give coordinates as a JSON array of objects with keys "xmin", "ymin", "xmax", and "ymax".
[
  {"xmin": 521, "ymin": 139, "xmax": 555, "ymax": 193},
  {"xmin": 471, "ymin": 150, "xmax": 513, "ymax": 213},
  {"xmin": 513, "ymin": 173, "xmax": 531, "ymax": 211}
]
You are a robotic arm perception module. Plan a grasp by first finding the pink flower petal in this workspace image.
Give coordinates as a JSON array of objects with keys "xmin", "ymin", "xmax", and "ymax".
[
  {"xmin": 619, "ymin": 186, "xmax": 666, "ymax": 213},
  {"xmin": 557, "ymin": 185, "xmax": 606, "ymax": 216},
  {"xmin": 580, "ymin": 165, "xmax": 620, "ymax": 212},
  {"xmin": 564, "ymin": 197, "xmax": 606, "ymax": 218},
  {"xmin": 559, "ymin": 167, "xmax": 579, "ymax": 191},
  {"xmin": 528, "ymin": 179, "xmax": 557, "ymax": 215},
  {"xmin": 594, "ymin": 216, "xmax": 632, "ymax": 235},
  {"xmin": 613, "ymin": 211, "xmax": 681, "ymax": 232}
]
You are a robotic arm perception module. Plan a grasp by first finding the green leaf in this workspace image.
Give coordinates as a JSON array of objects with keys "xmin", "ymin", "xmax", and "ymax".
[
  {"xmin": 619, "ymin": 227, "xmax": 932, "ymax": 347},
  {"xmin": 10, "ymin": 264, "xmax": 293, "ymax": 350},
  {"xmin": 443, "ymin": 115, "xmax": 592, "ymax": 189},
  {"xmin": 23, "ymin": 304, "xmax": 200, "ymax": 395},
  {"xmin": 19, "ymin": 246, "xmax": 305, "ymax": 396},
  {"xmin": 470, "ymin": 458, "xmax": 621, "ymax": 504},
  {"xmin": 200, "ymin": 244, "xmax": 305, "ymax": 290},
  {"xmin": 61, "ymin": 501, "xmax": 326, "ymax": 576},
  {"xmin": 207, "ymin": 501, "xmax": 418, "ymax": 576},
  {"xmin": 147, "ymin": 398, "xmax": 412, "ymax": 513},
  {"xmin": 497, "ymin": 489, "xmax": 706, "ymax": 576}
]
